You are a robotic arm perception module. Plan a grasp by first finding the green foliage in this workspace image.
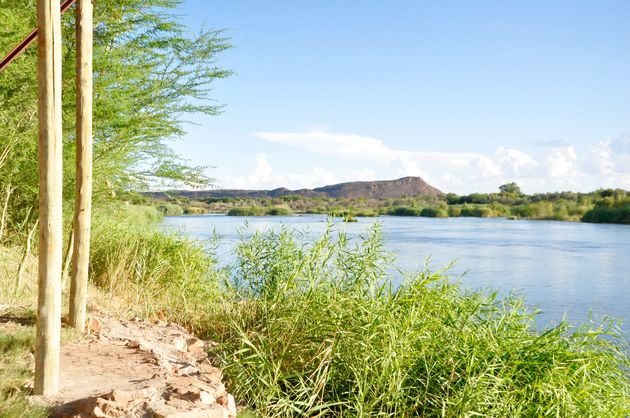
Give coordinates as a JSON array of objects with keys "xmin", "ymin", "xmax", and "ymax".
[
  {"xmin": 157, "ymin": 203, "xmax": 185, "ymax": 216},
  {"xmin": 228, "ymin": 205, "xmax": 293, "ymax": 216},
  {"xmin": 0, "ymin": 0, "xmax": 230, "ymax": 239},
  {"xmin": 154, "ymin": 187, "xmax": 630, "ymax": 223},
  {"xmin": 184, "ymin": 206, "xmax": 208, "ymax": 215},
  {"xmin": 201, "ymin": 226, "xmax": 630, "ymax": 417},
  {"xmin": 387, "ymin": 206, "xmax": 421, "ymax": 216},
  {"xmin": 583, "ymin": 199, "xmax": 630, "ymax": 224},
  {"xmin": 176, "ymin": 187, "xmax": 629, "ymax": 224},
  {"xmin": 460, "ymin": 204, "xmax": 494, "ymax": 217},
  {"xmin": 0, "ymin": 313, "xmax": 77, "ymax": 418},
  {"xmin": 122, "ymin": 204, "xmax": 164, "ymax": 223},
  {"xmin": 228, "ymin": 206, "xmax": 269, "ymax": 216},
  {"xmin": 266, "ymin": 205, "xmax": 293, "ymax": 216},
  {"xmin": 420, "ymin": 205, "xmax": 448, "ymax": 217},
  {"xmin": 499, "ymin": 182, "xmax": 522, "ymax": 195},
  {"xmin": 89, "ymin": 208, "xmax": 220, "ymax": 326},
  {"xmin": 0, "ymin": 328, "xmax": 49, "ymax": 418}
]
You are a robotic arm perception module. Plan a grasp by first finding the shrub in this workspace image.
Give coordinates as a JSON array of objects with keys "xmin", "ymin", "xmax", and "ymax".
[
  {"xmin": 227, "ymin": 206, "xmax": 266, "ymax": 216},
  {"xmin": 448, "ymin": 205, "xmax": 462, "ymax": 217},
  {"xmin": 266, "ymin": 205, "xmax": 293, "ymax": 216},
  {"xmin": 202, "ymin": 225, "xmax": 630, "ymax": 417},
  {"xmin": 184, "ymin": 206, "xmax": 208, "ymax": 215},
  {"xmin": 156, "ymin": 203, "xmax": 184, "ymax": 216},
  {"xmin": 583, "ymin": 201, "xmax": 630, "ymax": 224},
  {"xmin": 387, "ymin": 206, "xmax": 421, "ymax": 216},
  {"xmin": 420, "ymin": 205, "xmax": 448, "ymax": 218},
  {"xmin": 461, "ymin": 204, "xmax": 494, "ymax": 217}
]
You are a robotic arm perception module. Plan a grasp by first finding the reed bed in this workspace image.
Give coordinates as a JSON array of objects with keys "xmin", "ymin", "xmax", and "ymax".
[{"xmin": 200, "ymin": 224, "xmax": 630, "ymax": 417}]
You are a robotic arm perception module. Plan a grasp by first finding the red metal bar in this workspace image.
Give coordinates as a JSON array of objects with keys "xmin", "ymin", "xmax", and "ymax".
[{"xmin": 0, "ymin": 0, "xmax": 77, "ymax": 73}]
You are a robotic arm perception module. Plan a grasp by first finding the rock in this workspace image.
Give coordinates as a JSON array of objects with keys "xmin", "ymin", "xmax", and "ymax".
[
  {"xmin": 186, "ymin": 338, "xmax": 205, "ymax": 353},
  {"xmin": 106, "ymin": 386, "xmax": 158, "ymax": 404},
  {"xmin": 213, "ymin": 383, "xmax": 227, "ymax": 399},
  {"xmin": 152, "ymin": 401, "xmax": 228, "ymax": 418},
  {"xmin": 87, "ymin": 317, "xmax": 102, "ymax": 334},
  {"xmin": 126, "ymin": 339, "xmax": 141, "ymax": 349},
  {"xmin": 91, "ymin": 405, "xmax": 107, "ymax": 418},
  {"xmin": 150, "ymin": 400, "xmax": 179, "ymax": 418},
  {"xmin": 198, "ymin": 363, "xmax": 223, "ymax": 385},
  {"xmin": 226, "ymin": 394, "xmax": 237, "ymax": 418},
  {"xmin": 42, "ymin": 315, "xmax": 237, "ymax": 418},
  {"xmin": 173, "ymin": 337, "xmax": 188, "ymax": 352},
  {"xmin": 198, "ymin": 391, "xmax": 216, "ymax": 405}
]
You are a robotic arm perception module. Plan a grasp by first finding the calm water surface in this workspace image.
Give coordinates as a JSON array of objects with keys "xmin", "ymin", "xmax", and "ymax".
[{"xmin": 162, "ymin": 215, "xmax": 630, "ymax": 335}]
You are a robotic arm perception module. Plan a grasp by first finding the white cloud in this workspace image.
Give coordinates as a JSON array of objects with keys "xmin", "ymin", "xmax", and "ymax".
[
  {"xmin": 255, "ymin": 131, "xmax": 395, "ymax": 163},
  {"xmin": 252, "ymin": 154, "xmax": 273, "ymax": 178},
  {"xmin": 541, "ymin": 145, "xmax": 579, "ymax": 179},
  {"xmin": 495, "ymin": 147, "xmax": 538, "ymax": 176},
  {"xmin": 221, "ymin": 153, "xmax": 377, "ymax": 190},
  {"xmin": 237, "ymin": 131, "xmax": 630, "ymax": 193},
  {"xmin": 472, "ymin": 155, "xmax": 503, "ymax": 178}
]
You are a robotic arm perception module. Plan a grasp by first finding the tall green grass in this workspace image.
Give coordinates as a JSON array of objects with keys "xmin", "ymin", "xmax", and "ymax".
[
  {"xmin": 228, "ymin": 205, "xmax": 294, "ymax": 216},
  {"xmin": 0, "ymin": 328, "xmax": 49, "ymax": 418},
  {"xmin": 200, "ymin": 224, "xmax": 630, "ymax": 417},
  {"xmin": 88, "ymin": 206, "xmax": 221, "ymax": 327},
  {"xmin": 0, "ymin": 309, "xmax": 78, "ymax": 418}
]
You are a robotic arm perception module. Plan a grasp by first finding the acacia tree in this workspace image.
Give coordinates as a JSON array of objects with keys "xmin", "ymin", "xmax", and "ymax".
[
  {"xmin": 0, "ymin": 0, "xmax": 231, "ymax": 237},
  {"xmin": 499, "ymin": 182, "xmax": 521, "ymax": 195}
]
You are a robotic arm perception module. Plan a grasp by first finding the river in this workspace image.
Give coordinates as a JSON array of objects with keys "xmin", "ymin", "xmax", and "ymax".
[{"xmin": 162, "ymin": 214, "xmax": 630, "ymax": 336}]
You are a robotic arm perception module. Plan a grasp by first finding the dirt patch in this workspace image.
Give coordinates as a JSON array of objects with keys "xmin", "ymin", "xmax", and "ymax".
[{"xmin": 32, "ymin": 316, "xmax": 236, "ymax": 418}]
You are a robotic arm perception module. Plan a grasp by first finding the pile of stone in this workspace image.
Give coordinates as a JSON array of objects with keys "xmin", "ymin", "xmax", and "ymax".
[{"xmin": 37, "ymin": 316, "xmax": 237, "ymax": 418}]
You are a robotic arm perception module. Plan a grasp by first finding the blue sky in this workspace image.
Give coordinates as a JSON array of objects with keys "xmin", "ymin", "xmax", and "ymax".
[{"xmin": 174, "ymin": 0, "xmax": 630, "ymax": 193}]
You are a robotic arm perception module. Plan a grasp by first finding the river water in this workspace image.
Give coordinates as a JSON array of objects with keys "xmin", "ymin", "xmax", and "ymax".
[{"xmin": 162, "ymin": 214, "xmax": 630, "ymax": 336}]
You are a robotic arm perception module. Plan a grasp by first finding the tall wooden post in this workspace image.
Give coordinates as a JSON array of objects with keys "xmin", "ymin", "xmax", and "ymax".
[
  {"xmin": 35, "ymin": 0, "xmax": 63, "ymax": 396},
  {"xmin": 69, "ymin": 0, "xmax": 93, "ymax": 332}
]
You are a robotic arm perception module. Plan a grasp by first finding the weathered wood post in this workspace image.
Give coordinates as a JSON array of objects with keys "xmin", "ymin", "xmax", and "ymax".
[
  {"xmin": 35, "ymin": 0, "xmax": 63, "ymax": 396},
  {"xmin": 69, "ymin": 0, "xmax": 93, "ymax": 332}
]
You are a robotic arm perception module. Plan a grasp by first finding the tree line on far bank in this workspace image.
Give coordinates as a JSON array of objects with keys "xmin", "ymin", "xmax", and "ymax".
[{"xmin": 145, "ymin": 183, "xmax": 630, "ymax": 224}]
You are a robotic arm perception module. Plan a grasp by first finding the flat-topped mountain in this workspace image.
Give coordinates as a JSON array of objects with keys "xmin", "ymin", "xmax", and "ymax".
[{"xmin": 148, "ymin": 177, "xmax": 442, "ymax": 199}]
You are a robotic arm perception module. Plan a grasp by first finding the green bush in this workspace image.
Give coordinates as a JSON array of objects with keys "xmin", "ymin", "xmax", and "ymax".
[
  {"xmin": 583, "ymin": 203, "xmax": 630, "ymax": 224},
  {"xmin": 202, "ymin": 226, "xmax": 630, "ymax": 417},
  {"xmin": 352, "ymin": 209, "xmax": 379, "ymax": 217},
  {"xmin": 420, "ymin": 205, "xmax": 448, "ymax": 218},
  {"xmin": 387, "ymin": 206, "xmax": 421, "ymax": 216},
  {"xmin": 266, "ymin": 205, "xmax": 293, "ymax": 216},
  {"xmin": 121, "ymin": 204, "xmax": 163, "ymax": 223},
  {"xmin": 448, "ymin": 205, "xmax": 462, "ymax": 217},
  {"xmin": 184, "ymin": 206, "xmax": 208, "ymax": 215},
  {"xmin": 156, "ymin": 203, "xmax": 184, "ymax": 216},
  {"xmin": 227, "ymin": 206, "xmax": 267, "ymax": 216},
  {"xmin": 461, "ymin": 204, "xmax": 494, "ymax": 217}
]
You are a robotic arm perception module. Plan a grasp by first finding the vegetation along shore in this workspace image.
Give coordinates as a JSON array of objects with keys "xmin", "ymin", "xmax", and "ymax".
[
  {"xmin": 147, "ymin": 179, "xmax": 630, "ymax": 224},
  {"xmin": 1, "ymin": 0, "xmax": 629, "ymax": 417}
]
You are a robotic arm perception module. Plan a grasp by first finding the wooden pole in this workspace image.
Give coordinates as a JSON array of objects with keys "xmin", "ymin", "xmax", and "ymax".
[
  {"xmin": 35, "ymin": 0, "xmax": 63, "ymax": 396},
  {"xmin": 0, "ymin": 0, "xmax": 76, "ymax": 73},
  {"xmin": 69, "ymin": 0, "xmax": 93, "ymax": 331}
]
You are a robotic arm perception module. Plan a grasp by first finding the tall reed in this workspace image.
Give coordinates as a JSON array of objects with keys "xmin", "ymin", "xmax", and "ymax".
[
  {"xmin": 202, "ymin": 224, "xmax": 630, "ymax": 417},
  {"xmin": 88, "ymin": 206, "xmax": 221, "ymax": 326}
]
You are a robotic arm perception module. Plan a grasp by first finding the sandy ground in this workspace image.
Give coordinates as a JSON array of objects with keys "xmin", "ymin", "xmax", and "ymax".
[{"xmin": 30, "ymin": 316, "xmax": 237, "ymax": 418}]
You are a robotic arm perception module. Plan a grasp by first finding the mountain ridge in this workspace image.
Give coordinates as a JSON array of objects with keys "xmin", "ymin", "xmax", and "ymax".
[{"xmin": 147, "ymin": 176, "xmax": 442, "ymax": 199}]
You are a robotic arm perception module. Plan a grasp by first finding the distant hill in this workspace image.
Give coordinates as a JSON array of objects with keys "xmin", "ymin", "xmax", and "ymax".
[{"xmin": 147, "ymin": 177, "xmax": 443, "ymax": 200}]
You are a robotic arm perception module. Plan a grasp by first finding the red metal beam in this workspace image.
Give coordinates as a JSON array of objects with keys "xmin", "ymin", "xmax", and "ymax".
[{"xmin": 0, "ymin": 0, "xmax": 77, "ymax": 73}]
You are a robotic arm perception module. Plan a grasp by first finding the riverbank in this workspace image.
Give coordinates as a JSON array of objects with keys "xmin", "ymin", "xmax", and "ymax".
[
  {"xmin": 2, "ymin": 208, "xmax": 630, "ymax": 416},
  {"xmin": 160, "ymin": 213, "xmax": 630, "ymax": 336},
  {"xmin": 146, "ymin": 187, "xmax": 630, "ymax": 224}
]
